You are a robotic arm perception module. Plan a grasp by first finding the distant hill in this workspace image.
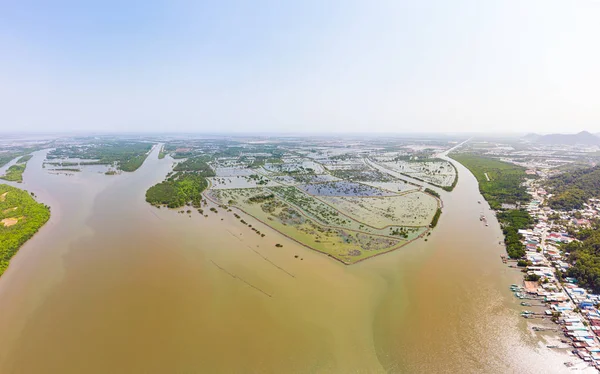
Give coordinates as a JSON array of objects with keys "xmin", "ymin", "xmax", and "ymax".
[
  {"xmin": 546, "ymin": 165, "xmax": 600, "ymax": 210},
  {"xmin": 536, "ymin": 131, "xmax": 600, "ymax": 145},
  {"xmin": 522, "ymin": 133, "xmax": 542, "ymax": 141}
]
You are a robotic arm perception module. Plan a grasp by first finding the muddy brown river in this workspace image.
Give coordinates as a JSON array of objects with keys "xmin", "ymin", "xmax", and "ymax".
[{"xmin": 0, "ymin": 144, "xmax": 573, "ymax": 373}]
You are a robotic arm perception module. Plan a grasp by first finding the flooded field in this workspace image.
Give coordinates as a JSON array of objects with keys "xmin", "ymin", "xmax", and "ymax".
[
  {"xmin": 376, "ymin": 159, "xmax": 457, "ymax": 187},
  {"xmin": 360, "ymin": 180, "xmax": 418, "ymax": 193},
  {"xmin": 0, "ymin": 144, "xmax": 574, "ymax": 373},
  {"xmin": 298, "ymin": 181, "xmax": 395, "ymax": 197},
  {"xmin": 209, "ymin": 187, "xmax": 409, "ymax": 263},
  {"xmin": 320, "ymin": 191, "xmax": 438, "ymax": 227}
]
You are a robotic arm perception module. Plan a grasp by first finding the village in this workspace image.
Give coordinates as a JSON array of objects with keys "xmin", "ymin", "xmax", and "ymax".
[{"xmin": 511, "ymin": 174, "xmax": 600, "ymax": 371}]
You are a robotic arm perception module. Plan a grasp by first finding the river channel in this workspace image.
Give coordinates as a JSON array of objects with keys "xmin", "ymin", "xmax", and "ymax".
[{"xmin": 0, "ymin": 144, "xmax": 572, "ymax": 373}]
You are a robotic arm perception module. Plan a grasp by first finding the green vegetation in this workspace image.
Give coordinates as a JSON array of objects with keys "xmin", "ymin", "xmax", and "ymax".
[
  {"xmin": 146, "ymin": 172, "xmax": 209, "ymax": 208},
  {"xmin": 517, "ymin": 260, "xmax": 529, "ymax": 267},
  {"xmin": 46, "ymin": 161, "xmax": 79, "ymax": 167},
  {"xmin": 390, "ymin": 227, "xmax": 409, "ymax": 238},
  {"xmin": 497, "ymin": 209, "xmax": 534, "ymax": 259},
  {"xmin": 0, "ymin": 147, "xmax": 44, "ymax": 168},
  {"xmin": 430, "ymin": 208, "xmax": 442, "ymax": 228},
  {"xmin": 442, "ymin": 162, "xmax": 459, "ymax": 191},
  {"xmin": 173, "ymin": 156, "xmax": 214, "ymax": 174},
  {"xmin": 545, "ymin": 166, "xmax": 600, "ymax": 210},
  {"xmin": 120, "ymin": 154, "xmax": 149, "ymax": 172},
  {"xmin": 424, "ymin": 188, "xmax": 440, "ymax": 198},
  {"xmin": 158, "ymin": 146, "xmax": 167, "ymax": 159},
  {"xmin": 48, "ymin": 141, "xmax": 153, "ymax": 172},
  {"xmin": 450, "ymin": 154, "xmax": 530, "ymax": 209},
  {"xmin": 452, "ymin": 154, "xmax": 533, "ymax": 259},
  {"xmin": 16, "ymin": 154, "xmax": 32, "ymax": 163},
  {"xmin": 0, "ymin": 155, "xmax": 15, "ymax": 168},
  {"xmin": 0, "ymin": 164, "xmax": 26, "ymax": 182},
  {"xmin": 564, "ymin": 226, "xmax": 600, "ymax": 293},
  {"xmin": 147, "ymin": 156, "xmax": 214, "ymax": 208},
  {"xmin": 0, "ymin": 184, "xmax": 50, "ymax": 276}
]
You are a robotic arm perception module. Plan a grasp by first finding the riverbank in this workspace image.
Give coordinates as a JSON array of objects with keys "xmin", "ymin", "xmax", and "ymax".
[
  {"xmin": 0, "ymin": 184, "xmax": 50, "ymax": 276},
  {"xmin": 450, "ymin": 152, "xmax": 597, "ymax": 370}
]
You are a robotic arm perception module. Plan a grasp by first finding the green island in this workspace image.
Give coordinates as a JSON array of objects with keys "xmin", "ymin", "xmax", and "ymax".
[
  {"xmin": 1, "ymin": 164, "xmax": 27, "ymax": 183},
  {"xmin": 173, "ymin": 156, "xmax": 214, "ymax": 173},
  {"xmin": 450, "ymin": 153, "xmax": 533, "ymax": 258},
  {"xmin": 48, "ymin": 141, "xmax": 153, "ymax": 172},
  {"xmin": 146, "ymin": 157, "xmax": 215, "ymax": 208},
  {"xmin": 0, "ymin": 153, "xmax": 34, "ymax": 183},
  {"xmin": 158, "ymin": 146, "xmax": 167, "ymax": 159},
  {"xmin": 0, "ymin": 146, "xmax": 44, "ymax": 168},
  {"xmin": 0, "ymin": 184, "xmax": 50, "ymax": 276},
  {"xmin": 16, "ymin": 155, "xmax": 33, "ymax": 163}
]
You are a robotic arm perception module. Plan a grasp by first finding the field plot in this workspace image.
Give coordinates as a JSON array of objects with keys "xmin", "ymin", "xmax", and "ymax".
[
  {"xmin": 214, "ymin": 167, "xmax": 257, "ymax": 177},
  {"xmin": 208, "ymin": 175, "xmax": 280, "ymax": 189},
  {"xmin": 209, "ymin": 188, "xmax": 410, "ymax": 264},
  {"xmin": 298, "ymin": 181, "xmax": 395, "ymax": 196},
  {"xmin": 271, "ymin": 174, "xmax": 340, "ymax": 186},
  {"xmin": 379, "ymin": 159, "xmax": 456, "ymax": 187},
  {"xmin": 321, "ymin": 161, "xmax": 365, "ymax": 171},
  {"xmin": 263, "ymin": 160, "xmax": 325, "ymax": 174},
  {"xmin": 269, "ymin": 186, "xmax": 357, "ymax": 229},
  {"xmin": 330, "ymin": 167, "xmax": 397, "ymax": 182},
  {"xmin": 321, "ymin": 191, "xmax": 438, "ymax": 228},
  {"xmin": 360, "ymin": 181, "xmax": 418, "ymax": 193}
]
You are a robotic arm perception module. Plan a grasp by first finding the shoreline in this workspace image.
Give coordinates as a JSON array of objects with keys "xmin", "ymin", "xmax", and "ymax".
[{"xmin": 202, "ymin": 189, "xmax": 433, "ymax": 266}]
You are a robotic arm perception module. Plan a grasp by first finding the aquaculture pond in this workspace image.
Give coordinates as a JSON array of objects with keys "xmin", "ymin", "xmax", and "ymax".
[{"xmin": 297, "ymin": 181, "xmax": 395, "ymax": 197}]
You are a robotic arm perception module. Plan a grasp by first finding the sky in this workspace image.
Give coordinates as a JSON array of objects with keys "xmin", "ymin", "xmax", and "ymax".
[{"xmin": 0, "ymin": 0, "xmax": 599, "ymax": 134}]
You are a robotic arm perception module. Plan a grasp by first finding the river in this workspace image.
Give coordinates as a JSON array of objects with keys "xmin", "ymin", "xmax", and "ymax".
[{"xmin": 0, "ymin": 143, "xmax": 573, "ymax": 373}]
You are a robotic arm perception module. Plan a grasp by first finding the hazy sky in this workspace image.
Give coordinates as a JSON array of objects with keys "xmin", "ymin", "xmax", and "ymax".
[{"xmin": 1, "ymin": 0, "xmax": 599, "ymax": 133}]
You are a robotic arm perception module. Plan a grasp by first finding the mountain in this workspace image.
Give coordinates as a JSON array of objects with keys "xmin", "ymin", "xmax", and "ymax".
[
  {"xmin": 537, "ymin": 131, "xmax": 600, "ymax": 145},
  {"xmin": 522, "ymin": 133, "xmax": 541, "ymax": 141}
]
